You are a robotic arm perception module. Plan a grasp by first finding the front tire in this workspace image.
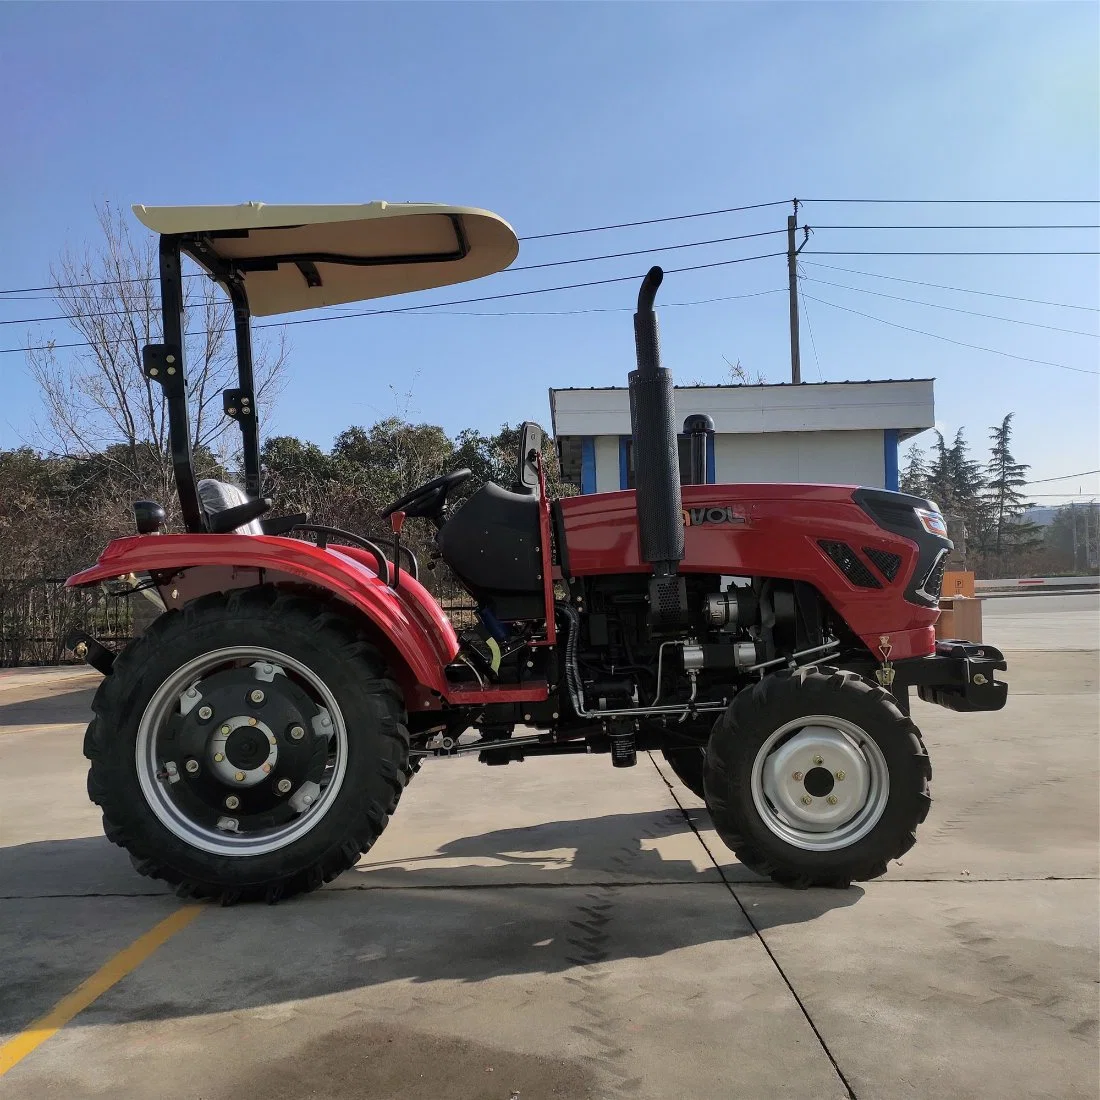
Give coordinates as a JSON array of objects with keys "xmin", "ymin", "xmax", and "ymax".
[
  {"xmin": 703, "ymin": 666, "xmax": 931, "ymax": 888},
  {"xmin": 84, "ymin": 587, "xmax": 409, "ymax": 903},
  {"xmin": 661, "ymin": 746, "xmax": 707, "ymax": 799}
]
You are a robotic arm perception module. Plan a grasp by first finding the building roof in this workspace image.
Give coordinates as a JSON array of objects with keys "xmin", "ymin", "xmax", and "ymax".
[
  {"xmin": 549, "ymin": 378, "xmax": 935, "ymax": 441},
  {"xmin": 551, "ymin": 378, "xmax": 935, "ymax": 391}
]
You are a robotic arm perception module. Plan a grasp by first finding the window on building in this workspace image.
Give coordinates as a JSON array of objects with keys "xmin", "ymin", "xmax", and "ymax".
[{"xmin": 622, "ymin": 436, "xmax": 700, "ymax": 489}]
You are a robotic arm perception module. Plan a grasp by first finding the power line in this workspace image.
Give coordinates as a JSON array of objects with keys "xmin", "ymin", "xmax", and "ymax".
[
  {"xmin": 802, "ymin": 292, "xmax": 1100, "ymax": 376},
  {"xmin": 507, "ymin": 227, "xmax": 788, "ymax": 272},
  {"xmin": 803, "ymin": 198, "xmax": 1100, "ymax": 205},
  {"xmin": 1026, "ymin": 469, "xmax": 1100, "ymax": 484},
  {"xmin": 0, "ymin": 273, "xmax": 204, "ymax": 297},
  {"xmin": 802, "ymin": 276, "xmax": 1100, "ymax": 338},
  {"xmin": 811, "ymin": 224, "xmax": 1100, "ymax": 230},
  {"xmin": 334, "ymin": 287, "xmax": 789, "ymax": 318},
  {"xmin": 0, "ymin": 251, "xmax": 788, "ymax": 355},
  {"xmin": 2, "ymin": 231, "xmax": 1095, "ymax": 301},
  {"xmin": 796, "ymin": 265, "xmax": 823, "ymax": 381},
  {"xmin": 800, "ymin": 261, "xmax": 1100, "ymax": 312},
  {"xmin": 516, "ymin": 199, "xmax": 790, "ymax": 241},
  {"xmin": 0, "ymin": 229, "xmax": 792, "ymax": 327},
  {"xmin": 804, "ymin": 250, "xmax": 1100, "ymax": 257}
]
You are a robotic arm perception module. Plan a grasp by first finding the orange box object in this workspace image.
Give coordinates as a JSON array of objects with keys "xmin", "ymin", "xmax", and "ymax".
[
  {"xmin": 942, "ymin": 570, "xmax": 976, "ymax": 598},
  {"xmin": 936, "ymin": 596, "xmax": 983, "ymax": 643}
]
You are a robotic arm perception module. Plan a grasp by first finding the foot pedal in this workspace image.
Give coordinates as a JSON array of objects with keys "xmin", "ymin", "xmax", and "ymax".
[{"xmin": 459, "ymin": 628, "xmax": 502, "ymax": 677}]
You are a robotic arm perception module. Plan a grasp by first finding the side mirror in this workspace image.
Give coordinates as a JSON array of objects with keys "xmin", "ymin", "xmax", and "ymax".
[{"xmin": 516, "ymin": 421, "xmax": 546, "ymax": 494}]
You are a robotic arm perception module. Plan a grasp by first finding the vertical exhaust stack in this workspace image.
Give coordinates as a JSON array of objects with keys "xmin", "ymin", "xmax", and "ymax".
[
  {"xmin": 683, "ymin": 413, "xmax": 715, "ymax": 486},
  {"xmin": 628, "ymin": 266, "xmax": 688, "ymax": 630}
]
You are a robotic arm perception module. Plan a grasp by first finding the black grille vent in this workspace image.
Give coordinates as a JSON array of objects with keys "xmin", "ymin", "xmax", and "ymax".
[
  {"xmin": 863, "ymin": 546, "xmax": 902, "ymax": 582},
  {"xmin": 918, "ymin": 551, "xmax": 948, "ymax": 604},
  {"xmin": 818, "ymin": 540, "xmax": 882, "ymax": 589}
]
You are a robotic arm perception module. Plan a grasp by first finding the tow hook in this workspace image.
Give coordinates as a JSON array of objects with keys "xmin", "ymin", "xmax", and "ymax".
[{"xmin": 64, "ymin": 629, "xmax": 116, "ymax": 676}]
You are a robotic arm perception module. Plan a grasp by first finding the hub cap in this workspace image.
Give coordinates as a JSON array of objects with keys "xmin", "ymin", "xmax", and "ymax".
[
  {"xmin": 136, "ymin": 646, "xmax": 347, "ymax": 857},
  {"xmin": 750, "ymin": 716, "xmax": 889, "ymax": 852}
]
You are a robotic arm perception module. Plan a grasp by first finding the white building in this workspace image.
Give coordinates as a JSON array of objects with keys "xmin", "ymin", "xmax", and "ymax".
[{"xmin": 549, "ymin": 379, "xmax": 934, "ymax": 494}]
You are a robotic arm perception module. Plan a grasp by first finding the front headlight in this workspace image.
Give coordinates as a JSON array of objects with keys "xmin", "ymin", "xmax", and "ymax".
[{"xmin": 915, "ymin": 507, "xmax": 948, "ymax": 538}]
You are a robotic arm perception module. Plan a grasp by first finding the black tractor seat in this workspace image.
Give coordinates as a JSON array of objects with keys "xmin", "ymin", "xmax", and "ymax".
[{"xmin": 435, "ymin": 481, "xmax": 543, "ymax": 620}]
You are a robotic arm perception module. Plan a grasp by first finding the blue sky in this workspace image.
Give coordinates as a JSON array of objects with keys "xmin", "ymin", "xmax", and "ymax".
[{"xmin": 1, "ymin": 2, "xmax": 1097, "ymax": 501}]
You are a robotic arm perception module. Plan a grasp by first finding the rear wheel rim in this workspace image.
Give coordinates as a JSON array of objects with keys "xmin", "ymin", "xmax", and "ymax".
[
  {"xmin": 749, "ymin": 715, "xmax": 890, "ymax": 852},
  {"xmin": 135, "ymin": 645, "xmax": 348, "ymax": 857}
]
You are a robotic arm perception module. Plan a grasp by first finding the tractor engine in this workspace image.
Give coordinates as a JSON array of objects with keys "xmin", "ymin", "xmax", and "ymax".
[{"xmin": 562, "ymin": 572, "xmax": 835, "ymax": 723}]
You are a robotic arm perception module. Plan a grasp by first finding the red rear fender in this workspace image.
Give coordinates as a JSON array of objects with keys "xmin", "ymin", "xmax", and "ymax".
[{"xmin": 67, "ymin": 534, "xmax": 459, "ymax": 699}]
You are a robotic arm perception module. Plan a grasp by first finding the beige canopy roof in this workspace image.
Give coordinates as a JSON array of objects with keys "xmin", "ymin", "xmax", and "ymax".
[{"xmin": 132, "ymin": 201, "xmax": 519, "ymax": 316}]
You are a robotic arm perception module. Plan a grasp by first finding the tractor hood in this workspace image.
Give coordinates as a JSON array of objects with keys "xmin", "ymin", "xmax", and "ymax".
[{"xmin": 132, "ymin": 201, "xmax": 519, "ymax": 316}]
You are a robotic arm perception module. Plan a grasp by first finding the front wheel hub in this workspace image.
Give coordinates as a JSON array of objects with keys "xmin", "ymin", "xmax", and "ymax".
[{"xmin": 751, "ymin": 716, "xmax": 890, "ymax": 852}]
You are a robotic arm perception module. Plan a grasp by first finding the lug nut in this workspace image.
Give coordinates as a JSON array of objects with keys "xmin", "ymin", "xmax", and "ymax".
[
  {"xmin": 184, "ymin": 758, "xmax": 200, "ymax": 774},
  {"xmin": 262, "ymin": 763, "xmax": 272, "ymax": 774},
  {"xmin": 248, "ymin": 717, "xmax": 258, "ymax": 726},
  {"xmin": 792, "ymin": 771, "xmax": 804, "ymax": 781},
  {"xmin": 800, "ymin": 794, "xmax": 813, "ymax": 806},
  {"xmin": 250, "ymin": 689, "xmax": 265, "ymax": 704},
  {"xmin": 835, "ymin": 770, "xmax": 846, "ymax": 780},
  {"xmin": 276, "ymin": 778, "xmax": 292, "ymax": 794},
  {"xmin": 197, "ymin": 705, "xmax": 212, "ymax": 720},
  {"xmin": 221, "ymin": 725, "xmax": 231, "ymax": 735},
  {"xmin": 290, "ymin": 725, "xmax": 305, "ymax": 740},
  {"xmin": 234, "ymin": 771, "xmax": 245, "ymax": 782},
  {"xmin": 320, "ymin": 716, "xmax": 331, "ymax": 728},
  {"xmin": 225, "ymin": 795, "xmax": 240, "ymax": 810},
  {"xmin": 827, "ymin": 795, "xmax": 839, "ymax": 805},
  {"xmin": 214, "ymin": 752, "xmax": 224, "ymax": 762},
  {"xmin": 812, "ymin": 755, "xmax": 823, "ymax": 766}
]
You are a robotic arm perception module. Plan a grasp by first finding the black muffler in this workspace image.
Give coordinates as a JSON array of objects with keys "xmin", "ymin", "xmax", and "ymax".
[{"xmin": 629, "ymin": 266, "xmax": 687, "ymax": 630}]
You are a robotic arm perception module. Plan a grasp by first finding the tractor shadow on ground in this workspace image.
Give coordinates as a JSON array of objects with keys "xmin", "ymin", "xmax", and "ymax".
[
  {"xmin": 0, "ymin": 812, "xmax": 863, "ymax": 1027},
  {"xmin": 0, "ymin": 681, "xmax": 99, "ymax": 729}
]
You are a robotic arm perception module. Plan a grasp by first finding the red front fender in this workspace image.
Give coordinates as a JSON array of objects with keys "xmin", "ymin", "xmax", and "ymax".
[{"xmin": 67, "ymin": 534, "xmax": 460, "ymax": 699}]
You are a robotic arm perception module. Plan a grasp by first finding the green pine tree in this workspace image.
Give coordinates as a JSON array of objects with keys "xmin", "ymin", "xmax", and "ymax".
[
  {"xmin": 985, "ymin": 413, "xmax": 1041, "ymax": 556},
  {"xmin": 900, "ymin": 443, "xmax": 930, "ymax": 498}
]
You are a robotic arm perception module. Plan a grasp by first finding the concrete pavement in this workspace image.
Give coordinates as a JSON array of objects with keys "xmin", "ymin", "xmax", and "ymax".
[{"xmin": 0, "ymin": 595, "xmax": 1096, "ymax": 1099}]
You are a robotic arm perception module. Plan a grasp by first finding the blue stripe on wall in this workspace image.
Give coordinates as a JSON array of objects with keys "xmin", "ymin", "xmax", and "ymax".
[
  {"xmin": 619, "ymin": 436, "xmax": 631, "ymax": 489},
  {"xmin": 580, "ymin": 436, "xmax": 596, "ymax": 494},
  {"xmin": 883, "ymin": 428, "xmax": 899, "ymax": 491},
  {"xmin": 706, "ymin": 436, "xmax": 716, "ymax": 484}
]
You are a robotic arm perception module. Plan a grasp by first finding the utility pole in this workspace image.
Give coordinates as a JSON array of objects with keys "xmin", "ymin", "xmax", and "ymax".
[{"xmin": 786, "ymin": 199, "xmax": 810, "ymax": 384}]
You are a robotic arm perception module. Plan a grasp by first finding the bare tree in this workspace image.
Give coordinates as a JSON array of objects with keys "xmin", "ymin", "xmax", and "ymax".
[{"xmin": 26, "ymin": 203, "xmax": 288, "ymax": 514}]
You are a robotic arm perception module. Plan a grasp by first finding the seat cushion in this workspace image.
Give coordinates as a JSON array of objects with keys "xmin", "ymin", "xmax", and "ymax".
[{"xmin": 197, "ymin": 479, "xmax": 265, "ymax": 535}]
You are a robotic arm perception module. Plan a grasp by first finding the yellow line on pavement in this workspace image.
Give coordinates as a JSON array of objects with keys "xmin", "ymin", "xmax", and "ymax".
[{"xmin": 0, "ymin": 904, "xmax": 203, "ymax": 1077}]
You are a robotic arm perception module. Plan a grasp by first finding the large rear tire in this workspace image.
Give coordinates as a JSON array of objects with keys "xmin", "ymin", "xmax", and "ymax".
[
  {"xmin": 703, "ymin": 666, "xmax": 931, "ymax": 888},
  {"xmin": 84, "ymin": 587, "xmax": 409, "ymax": 903}
]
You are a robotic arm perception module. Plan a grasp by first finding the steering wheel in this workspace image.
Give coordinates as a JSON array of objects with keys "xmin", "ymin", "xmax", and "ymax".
[{"xmin": 379, "ymin": 469, "xmax": 473, "ymax": 521}]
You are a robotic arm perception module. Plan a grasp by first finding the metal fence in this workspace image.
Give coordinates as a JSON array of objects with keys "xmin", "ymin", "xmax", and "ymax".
[
  {"xmin": 0, "ymin": 562, "xmax": 478, "ymax": 668},
  {"xmin": 0, "ymin": 578, "xmax": 134, "ymax": 667}
]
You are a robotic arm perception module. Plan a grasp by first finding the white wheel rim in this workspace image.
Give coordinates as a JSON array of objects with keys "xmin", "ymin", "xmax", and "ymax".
[
  {"xmin": 749, "ymin": 715, "xmax": 890, "ymax": 852},
  {"xmin": 135, "ymin": 646, "xmax": 348, "ymax": 857}
]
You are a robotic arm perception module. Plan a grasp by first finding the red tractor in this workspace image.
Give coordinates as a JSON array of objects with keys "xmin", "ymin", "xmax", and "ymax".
[{"xmin": 66, "ymin": 201, "xmax": 1006, "ymax": 903}]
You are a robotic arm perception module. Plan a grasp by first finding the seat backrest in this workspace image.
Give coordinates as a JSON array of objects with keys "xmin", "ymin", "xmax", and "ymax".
[{"xmin": 197, "ymin": 479, "xmax": 265, "ymax": 535}]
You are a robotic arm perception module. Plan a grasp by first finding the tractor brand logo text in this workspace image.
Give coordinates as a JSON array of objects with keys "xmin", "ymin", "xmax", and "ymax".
[{"xmin": 682, "ymin": 505, "xmax": 745, "ymax": 527}]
